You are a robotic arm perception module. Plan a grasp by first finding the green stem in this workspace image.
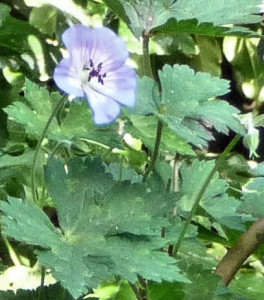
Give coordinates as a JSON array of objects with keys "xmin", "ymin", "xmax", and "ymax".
[
  {"xmin": 129, "ymin": 282, "xmax": 143, "ymax": 300},
  {"xmin": 47, "ymin": 139, "xmax": 72, "ymax": 163},
  {"xmin": 119, "ymin": 157, "xmax": 124, "ymax": 182},
  {"xmin": 141, "ymin": 32, "xmax": 163, "ymax": 183},
  {"xmin": 31, "ymin": 97, "xmax": 67, "ymax": 203},
  {"xmin": 138, "ymin": 275, "xmax": 150, "ymax": 300},
  {"xmin": 142, "ymin": 120, "xmax": 163, "ymax": 182},
  {"xmin": 78, "ymin": 138, "xmax": 111, "ymax": 150},
  {"xmin": 2, "ymin": 235, "xmax": 21, "ymax": 266},
  {"xmin": 142, "ymin": 32, "xmax": 153, "ymax": 78},
  {"xmin": 38, "ymin": 266, "xmax": 46, "ymax": 300},
  {"xmin": 173, "ymin": 135, "xmax": 241, "ymax": 257}
]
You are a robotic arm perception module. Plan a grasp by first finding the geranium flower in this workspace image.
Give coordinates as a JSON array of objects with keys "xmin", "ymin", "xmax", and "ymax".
[{"xmin": 54, "ymin": 25, "xmax": 137, "ymax": 124}]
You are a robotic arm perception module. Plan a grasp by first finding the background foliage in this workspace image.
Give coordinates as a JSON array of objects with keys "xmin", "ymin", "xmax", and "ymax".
[{"xmin": 1, "ymin": 0, "xmax": 264, "ymax": 299}]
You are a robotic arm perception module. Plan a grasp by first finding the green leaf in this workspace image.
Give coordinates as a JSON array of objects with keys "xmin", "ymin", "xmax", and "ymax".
[
  {"xmin": 133, "ymin": 64, "xmax": 244, "ymax": 147},
  {"xmin": 229, "ymin": 271, "xmax": 264, "ymax": 300},
  {"xmin": 179, "ymin": 264, "xmax": 226, "ymax": 300},
  {"xmin": 0, "ymin": 197, "xmax": 60, "ymax": 248},
  {"xmin": 29, "ymin": 5, "xmax": 57, "ymax": 36},
  {"xmin": 158, "ymin": 64, "xmax": 244, "ymax": 146},
  {"xmin": 152, "ymin": 19, "xmax": 260, "ymax": 38},
  {"xmin": 0, "ymin": 158, "xmax": 188, "ymax": 298},
  {"xmin": 149, "ymin": 281, "xmax": 185, "ymax": 300},
  {"xmin": 0, "ymin": 16, "xmax": 38, "ymax": 56},
  {"xmin": 105, "ymin": 162, "xmax": 143, "ymax": 183},
  {"xmin": 218, "ymin": 154, "xmax": 253, "ymax": 188},
  {"xmin": 178, "ymin": 159, "xmax": 245, "ymax": 230},
  {"xmin": 170, "ymin": 0, "xmax": 261, "ymax": 25},
  {"xmin": 0, "ymin": 283, "xmax": 74, "ymax": 300},
  {"xmin": 149, "ymin": 263, "xmax": 248, "ymax": 300},
  {"xmin": 239, "ymin": 177, "xmax": 264, "ymax": 218},
  {"xmin": 4, "ymin": 79, "xmax": 121, "ymax": 148},
  {"xmin": 252, "ymin": 161, "xmax": 264, "ymax": 176},
  {"xmin": 91, "ymin": 281, "xmax": 135, "ymax": 300},
  {"xmin": 45, "ymin": 158, "xmax": 115, "ymax": 235},
  {"xmin": 104, "ymin": 0, "xmax": 261, "ymax": 38},
  {"xmin": 133, "ymin": 76, "xmax": 159, "ymax": 115},
  {"xmin": 192, "ymin": 35, "xmax": 223, "ymax": 77},
  {"xmin": 4, "ymin": 84, "xmax": 61, "ymax": 139},
  {"xmin": 0, "ymin": 3, "xmax": 10, "ymax": 27},
  {"xmin": 127, "ymin": 115, "xmax": 195, "ymax": 155},
  {"xmin": 0, "ymin": 149, "xmax": 45, "ymax": 187}
]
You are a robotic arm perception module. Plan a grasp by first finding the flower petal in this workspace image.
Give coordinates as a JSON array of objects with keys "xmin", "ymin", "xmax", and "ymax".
[
  {"xmin": 62, "ymin": 25, "xmax": 129, "ymax": 72},
  {"xmin": 84, "ymin": 87, "xmax": 120, "ymax": 124},
  {"xmin": 90, "ymin": 65, "xmax": 137, "ymax": 107},
  {"xmin": 53, "ymin": 58, "xmax": 84, "ymax": 97}
]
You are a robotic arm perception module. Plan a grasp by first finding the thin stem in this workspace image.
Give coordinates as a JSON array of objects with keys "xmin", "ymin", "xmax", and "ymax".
[
  {"xmin": 129, "ymin": 282, "xmax": 143, "ymax": 300},
  {"xmin": 78, "ymin": 138, "xmax": 111, "ymax": 150},
  {"xmin": 173, "ymin": 153, "xmax": 181, "ymax": 192},
  {"xmin": 141, "ymin": 32, "xmax": 163, "ymax": 183},
  {"xmin": 173, "ymin": 135, "xmax": 241, "ymax": 257},
  {"xmin": 38, "ymin": 266, "xmax": 46, "ymax": 300},
  {"xmin": 142, "ymin": 32, "xmax": 154, "ymax": 78},
  {"xmin": 119, "ymin": 157, "xmax": 124, "ymax": 182},
  {"xmin": 47, "ymin": 140, "xmax": 72, "ymax": 163},
  {"xmin": 31, "ymin": 97, "xmax": 67, "ymax": 203},
  {"xmin": 142, "ymin": 120, "xmax": 163, "ymax": 182},
  {"xmin": 2, "ymin": 235, "xmax": 21, "ymax": 266}
]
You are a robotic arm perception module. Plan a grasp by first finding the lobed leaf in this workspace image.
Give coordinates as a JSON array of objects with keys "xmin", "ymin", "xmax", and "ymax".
[
  {"xmin": 0, "ymin": 158, "xmax": 188, "ymax": 298},
  {"xmin": 104, "ymin": 0, "xmax": 262, "ymax": 38},
  {"xmin": 132, "ymin": 64, "xmax": 245, "ymax": 147}
]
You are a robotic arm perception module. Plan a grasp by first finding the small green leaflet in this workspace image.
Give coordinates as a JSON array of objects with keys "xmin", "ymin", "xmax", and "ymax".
[{"xmin": 0, "ymin": 158, "xmax": 188, "ymax": 299}]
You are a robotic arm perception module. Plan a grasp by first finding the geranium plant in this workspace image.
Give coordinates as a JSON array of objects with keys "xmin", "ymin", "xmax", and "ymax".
[{"xmin": 0, "ymin": 1, "xmax": 264, "ymax": 299}]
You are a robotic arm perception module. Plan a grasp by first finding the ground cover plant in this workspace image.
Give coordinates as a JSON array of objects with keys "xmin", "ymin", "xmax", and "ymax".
[{"xmin": 1, "ymin": 0, "xmax": 264, "ymax": 299}]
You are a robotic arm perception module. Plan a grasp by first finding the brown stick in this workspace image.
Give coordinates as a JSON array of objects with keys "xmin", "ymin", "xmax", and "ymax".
[{"xmin": 216, "ymin": 217, "xmax": 264, "ymax": 286}]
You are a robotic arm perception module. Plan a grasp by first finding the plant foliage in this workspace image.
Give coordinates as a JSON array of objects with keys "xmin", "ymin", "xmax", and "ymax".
[{"xmin": 0, "ymin": 0, "xmax": 264, "ymax": 299}]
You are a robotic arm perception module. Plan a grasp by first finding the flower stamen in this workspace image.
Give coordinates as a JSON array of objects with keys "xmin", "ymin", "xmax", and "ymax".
[{"xmin": 84, "ymin": 59, "xmax": 107, "ymax": 85}]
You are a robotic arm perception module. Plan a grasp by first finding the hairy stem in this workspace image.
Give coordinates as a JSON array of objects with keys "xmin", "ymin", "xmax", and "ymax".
[
  {"xmin": 216, "ymin": 217, "xmax": 264, "ymax": 285},
  {"xmin": 173, "ymin": 135, "xmax": 241, "ymax": 256},
  {"xmin": 31, "ymin": 97, "xmax": 67, "ymax": 203}
]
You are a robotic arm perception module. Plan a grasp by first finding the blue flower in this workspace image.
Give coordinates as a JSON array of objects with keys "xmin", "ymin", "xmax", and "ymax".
[{"xmin": 54, "ymin": 25, "xmax": 137, "ymax": 124}]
